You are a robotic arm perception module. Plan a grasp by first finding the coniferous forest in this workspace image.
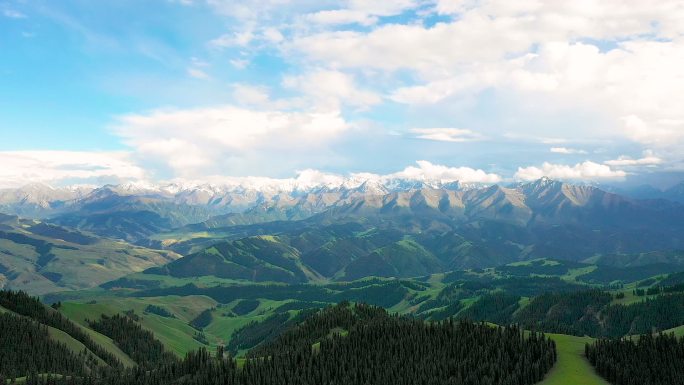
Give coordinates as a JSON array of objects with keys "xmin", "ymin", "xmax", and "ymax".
[
  {"xmin": 0, "ymin": 291, "xmax": 122, "ymax": 368},
  {"xmin": 87, "ymin": 313, "xmax": 177, "ymax": 369},
  {"xmin": 586, "ymin": 333, "xmax": 684, "ymax": 385},
  {"xmin": 5, "ymin": 8, "xmax": 684, "ymax": 383},
  {"xmin": 0, "ymin": 297, "xmax": 556, "ymax": 385},
  {"xmin": 0, "ymin": 312, "xmax": 86, "ymax": 379}
]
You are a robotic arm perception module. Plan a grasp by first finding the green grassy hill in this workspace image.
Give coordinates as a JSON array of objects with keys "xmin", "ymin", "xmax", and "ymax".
[
  {"xmin": 0, "ymin": 300, "xmax": 135, "ymax": 374},
  {"xmin": 59, "ymin": 296, "xmax": 216, "ymax": 357},
  {"xmin": 538, "ymin": 334, "xmax": 608, "ymax": 385},
  {"xmin": 342, "ymin": 239, "xmax": 443, "ymax": 280},
  {"xmin": 0, "ymin": 215, "xmax": 179, "ymax": 295},
  {"xmin": 146, "ymin": 236, "xmax": 320, "ymax": 284},
  {"xmin": 46, "ymin": 326, "xmax": 108, "ymax": 368}
]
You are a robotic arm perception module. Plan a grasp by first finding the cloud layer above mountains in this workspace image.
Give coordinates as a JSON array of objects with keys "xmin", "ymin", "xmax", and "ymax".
[{"xmin": 2, "ymin": 0, "xmax": 683, "ymax": 188}]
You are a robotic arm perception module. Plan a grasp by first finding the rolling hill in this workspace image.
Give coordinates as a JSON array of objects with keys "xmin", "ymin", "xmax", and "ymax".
[{"xmin": 0, "ymin": 214, "xmax": 179, "ymax": 295}]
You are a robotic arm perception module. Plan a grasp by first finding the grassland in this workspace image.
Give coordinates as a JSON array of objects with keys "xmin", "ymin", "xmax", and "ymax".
[
  {"xmin": 46, "ymin": 326, "xmax": 107, "ymax": 367},
  {"xmin": 538, "ymin": 334, "xmax": 608, "ymax": 385},
  {"xmin": 0, "ymin": 220, "xmax": 180, "ymax": 295},
  {"xmin": 47, "ymin": 256, "xmax": 684, "ymax": 385},
  {"xmin": 1, "ymin": 303, "xmax": 135, "ymax": 369},
  {"xmin": 659, "ymin": 324, "xmax": 684, "ymax": 337},
  {"xmin": 75, "ymin": 320, "xmax": 137, "ymax": 367},
  {"xmin": 59, "ymin": 295, "xmax": 217, "ymax": 357}
]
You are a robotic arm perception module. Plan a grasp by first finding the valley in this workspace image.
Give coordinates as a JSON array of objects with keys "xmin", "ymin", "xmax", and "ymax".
[
  {"xmin": 6, "ymin": 2, "xmax": 684, "ymax": 383},
  {"xmin": 1, "ymin": 178, "xmax": 684, "ymax": 384}
]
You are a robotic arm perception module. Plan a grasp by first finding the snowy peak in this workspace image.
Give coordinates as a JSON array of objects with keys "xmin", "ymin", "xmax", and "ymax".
[{"xmin": 1, "ymin": 177, "xmax": 681, "ymax": 226}]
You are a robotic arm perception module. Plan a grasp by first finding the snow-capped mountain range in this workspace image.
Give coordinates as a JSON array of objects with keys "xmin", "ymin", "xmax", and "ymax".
[
  {"xmin": 2, "ymin": 175, "xmax": 683, "ymax": 220},
  {"xmin": 1, "ymin": 176, "xmax": 683, "ymax": 248},
  {"xmin": 0, "ymin": 174, "xmax": 484, "ymax": 217}
]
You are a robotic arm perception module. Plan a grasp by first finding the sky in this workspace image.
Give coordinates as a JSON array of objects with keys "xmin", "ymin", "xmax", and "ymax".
[{"xmin": 1, "ymin": 0, "xmax": 684, "ymax": 189}]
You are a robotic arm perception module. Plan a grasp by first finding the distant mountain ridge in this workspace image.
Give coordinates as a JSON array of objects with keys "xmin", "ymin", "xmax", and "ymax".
[
  {"xmin": 0, "ymin": 176, "xmax": 480, "ymax": 218},
  {"xmin": 3, "ymin": 177, "xmax": 682, "ymax": 220},
  {"xmin": 0, "ymin": 178, "xmax": 486, "ymax": 242},
  {"xmin": 606, "ymin": 181, "xmax": 684, "ymax": 203},
  {"xmin": 1, "ymin": 177, "xmax": 683, "ymax": 247},
  {"xmin": 1, "ymin": 178, "xmax": 684, "ymax": 290},
  {"xmin": 139, "ymin": 178, "xmax": 684, "ymax": 284}
]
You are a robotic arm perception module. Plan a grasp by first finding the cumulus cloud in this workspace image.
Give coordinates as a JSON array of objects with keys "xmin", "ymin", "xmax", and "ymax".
[
  {"xmin": 294, "ymin": 1, "xmax": 683, "ymax": 70},
  {"xmin": 282, "ymin": 69, "xmax": 381, "ymax": 110},
  {"xmin": 289, "ymin": 0, "xmax": 684, "ymax": 153},
  {"xmin": 550, "ymin": 147, "xmax": 587, "ymax": 155},
  {"xmin": 172, "ymin": 160, "xmax": 501, "ymax": 191},
  {"xmin": 113, "ymin": 104, "xmax": 350, "ymax": 177},
  {"xmin": 305, "ymin": 0, "xmax": 419, "ymax": 26},
  {"xmin": 389, "ymin": 160, "xmax": 501, "ymax": 183},
  {"xmin": 262, "ymin": 27, "xmax": 284, "ymax": 43},
  {"xmin": 11, "ymin": 0, "xmax": 681, "ymax": 188},
  {"xmin": 187, "ymin": 67, "xmax": 210, "ymax": 79},
  {"xmin": 411, "ymin": 128, "xmax": 483, "ymax": 143},
  {"xmin": 231, "ymin": 83, "xmax": 272, "ymax": 107},
  {"xmin": 209, "ymin": 30, "xmax": 254, "ymax": 48},
  {"xmin": 605, "ymin": 152, "xmax": 663, "ymax": 167},
  {"xmin": 290, "ymin": 161, "xmax": 502, "ymax": 187},
  {"xmin": 306, "ymin": 10, "xmax": 378, "ymax": 26},
  {"xmin": 514, "ymin": 161, "xmax": 626, "ymax": 181},
  {"xmin": 0, "ymin": 151, "xmax": 145, "ymax": 188}
]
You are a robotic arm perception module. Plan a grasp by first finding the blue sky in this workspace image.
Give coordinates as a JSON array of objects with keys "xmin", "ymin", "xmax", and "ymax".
[{"xmin": 1, "ymin": 0, "xmax": 683, "ymax": 188}]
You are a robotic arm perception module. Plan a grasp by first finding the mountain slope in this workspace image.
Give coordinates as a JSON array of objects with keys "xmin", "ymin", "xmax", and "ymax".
[
  {"xmin": 664, "ymin": 181, "xmax": 684, "ymax": 203},
  {"xmin": 0, "ymin": 215, "xmax": 179, "ymax": 294},
  {"xmin": 140, "ymin": 179, "xmax": 684, "ymax": 282},
  {"xmin": 342, "ymin": 239, "xmax": 443, "ymax": 280},
  {"xmin": 148, "ymin": 236, "xmax": 320, "ymax": 283},
  {"xmin": 0, "ymin": 183, "xmax": 90, "ymax": 218},
  {"xmin": 2, "ymin": 178, "xmax": 684, "ymax": 249}
]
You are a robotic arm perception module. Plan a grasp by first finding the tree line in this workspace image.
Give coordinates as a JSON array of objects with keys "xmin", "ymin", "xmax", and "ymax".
[
  {"xmin": 0, "ymin": 312, "xmax": 87, "ymax": 379},
  {"xmin": 0, "ymin": 291, "xmax": 121, "ymax": 368},
  {"xmin": 586, "ymin": 332, "xmax": 684, "ymax": 385},
  {"xmin": 87, "ymin": 313, "xmax": 177, "ymax": 369},
  {"xmin": 2, "ymin": 299, "xmax": 556, "ymax": 385}
]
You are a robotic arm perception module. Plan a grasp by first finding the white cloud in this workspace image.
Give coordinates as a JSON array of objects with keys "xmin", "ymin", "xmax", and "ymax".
[
  {"xmin": 231, "ymin": 84, "xmax": 272, "ymax": 107},
  {"xmin": 305, "ymin": 0, "xmax": 419, "ymax": 26},
  {"xmin": 3, "ymin": 9, "xmax": 26, "ymax": 18},
  {"xmin": 209, "ymin": 31, "xmax": 254, "ymax": 48},
  {"xmin": 113, "ymin": 104, "xmax": 350, "ymax": 177},
  {"xmin": 389, "ymin": 160, "xmax": 501, "ymax": 183},
  {"xmin": 229, "ymin": 59, "xmax": 249, "ymax": 69},
  {"xmin": 433, "ymin": 0, "xmax": 474, "ymax": 15},
  {"xmin": 0, "ymin": 151, "xmax": 145, "ymax": 188},
  {"xmin": 282, "ymin": 69, "xmax": 381, "ymax": 110},
  {"xmin": 503, "ymin": 133, "xmax": 569, "ymax": 145},
  {"xmin": 289, "ymin": 1, "xmax": 684, "ymax": 153},
  {"xmin": 515, "ymin": 161, "xmax": 626, "ymax": 181},
  {"xmin": 201, "ymin": 0, "xmax": 317, "ymax": 21},
  {"xmin": 550, "ymin": 147, "xmax": 587, "ymax": 154},
  {"xmin": 170, "ymin": 160, "xmax": 501, "ymax": 191},
  {"xmin": 262, "ymin": 28, "xmax": 284, "ymax": 43},
  {"xmin": 346, "ymin": 0, "xmax": 420, "ymax": 15},
  {"xmin": 187, "ymin": 67, "xmax": 210, "ymax": 79},
  {"xmin": 411, "ymin": 128, "xmax": 483, "ymax": 142},
  {"xmin": 306, "ymin": 10, "xmax": 378, "ymax": 26},
  {"xmin": 605, "ymin": 152, "xmax": 663, "ymax": 167}
]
